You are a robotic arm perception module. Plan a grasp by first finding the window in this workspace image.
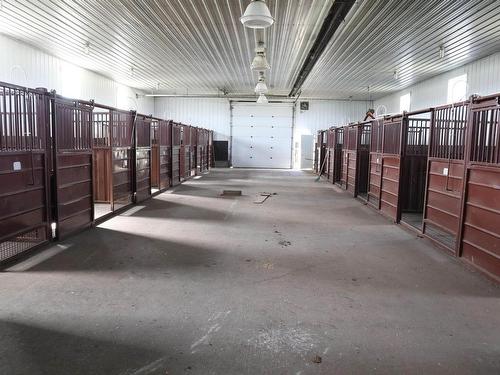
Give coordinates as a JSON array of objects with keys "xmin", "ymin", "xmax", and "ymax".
[
  {"xmin": 400, "ymin": 93, "xmax": 411, "ymax": 112},
  {"xmin": 447, "ymin": 74, "xmax": 467, "ymax": 103}
]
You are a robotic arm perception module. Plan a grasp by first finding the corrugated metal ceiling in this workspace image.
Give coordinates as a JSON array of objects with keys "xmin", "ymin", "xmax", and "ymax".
[
  {"xmin": 0, "ymin": 0, "xmax": 499, "ymax": 99},
  {"xmin": 303, "ymin": 0, "xmax": 500, "ymax": 99}
]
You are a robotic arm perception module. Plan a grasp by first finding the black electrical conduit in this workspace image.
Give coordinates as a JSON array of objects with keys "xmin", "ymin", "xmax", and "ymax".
[{"xmin": 288, "ymin": 0, "xmax": 356, "ymax": 98}]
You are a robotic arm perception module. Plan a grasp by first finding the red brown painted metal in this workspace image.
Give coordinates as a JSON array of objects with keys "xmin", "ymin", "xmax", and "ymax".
[
  {"xmin": 172, "ymin": 122, "xmax": 182, "ymax": 185},
  {"xmin": 110, "ymin": 109, "xmax": 134, "ymax": 210},
  {"xmin": 0, "ymin": 82, "xmax": 51, "ymax": 262},
  {"xmin": 158, "ymin": 119, "xmax": 172, "ymax": 190},
  {"xmin": 356, "ymin": 121, "xmax": 371, "ymax": 200},
  {"xmin": 92, "ymin": 110, "xmax": 112, "ymax": 205},
  {"xmin": 379, "ymin": 116, "xmax": 403, "ymax": 222},
  {"xmin": 52, "ymin": 97, "xmax": 94, "ymax": 239},
  {"xmin": 327, "ymin": 128, "xmax": 335, "ymax": 183},
  {"xmin": 422, "ymin": 103, "xmax": 469, "ymax": 252},
  {"xmin": 134, "ymin": 114, "xmax": 152, "ymax": 203},
  {"xmin": 333, "ymin": 127, "xmax": 344, "ymax": 186},
  {"xmin": 342, "ymin": 124, "xmax": 360, "ymax": 195},
  {"xmin": 367, "ymin": 119, "xmax": 383, "ymax": 209},
  {"xmin": 183, "ymin": 125, "xmax": 191, "ymax": 179},
  {"xmin": 460, "ymin": 95, "xmax": 500, "ymax": 281}
]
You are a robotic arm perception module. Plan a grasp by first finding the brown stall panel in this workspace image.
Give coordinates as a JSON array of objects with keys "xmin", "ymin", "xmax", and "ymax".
[
  {"xmin": 158, "ymin": 120, "xmax": 172, "ymax": 190},
  {"xmin": 172, "ymin": 122, "xmax": 182, "ymax": 185},
  {"xmin": 327, "ymin": 128, "xmax": 335, "ymax": 183},
  {"xmin": 399, "ymin": 115, "xmax": 431, "ymax": 230},
  {"xmin": 356, "ymin": 122, "xmax": 371, "ymax": 201},
  {"xmin": 343, "ymin": 125, "xmax": 358, "ymax": 194},
  {"xmin": 92, "ymin": 111, "xmax": 112, "ymax": 204},
  {"xmin": 53, "ymin": 98, "xmax": 93, "ymax": 239},
  {"xmin": 367, "ymin": 119, "xmax": 383, "ymax": 208},
  {"xmin": 334, "ymin": 127, "xmax": 344, "ymax": 185},
  {"xmin": 151, "ymin": 120, "xmax": 160, "ymax": 190},
  {"xmin": 460, "ymin": 97, "xmax": 500, "ymax": 281},
  {"xmin": 0, "ymin": 83, "xmax": 50, "ymax": 262},
  {"xmin": 111, "ymin": 110, "xmax": 134, "ymax": 210},
  {"xmin": 135, "ymin": 114, "xmax": 152, "ymax": 203},
  {"xmin": 379, "ymin": 116, "xmax": 403, "ymax": 222},
  {"xmin": 423, "ymin": 103, "xmax": 468, "ymax": 252}
]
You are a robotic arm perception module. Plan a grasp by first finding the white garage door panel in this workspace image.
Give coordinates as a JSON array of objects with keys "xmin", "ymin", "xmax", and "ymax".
[
  {"xmin": 231, "ymin": 126, "xmax": 291, "ymax": 138},
  {"xmin": 232, "ymin": 103, "xmax": 293, "ymax": 169}
]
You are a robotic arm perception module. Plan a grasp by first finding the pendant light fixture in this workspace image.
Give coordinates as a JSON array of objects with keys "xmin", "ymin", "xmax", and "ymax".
[
  {"xmin": 254, "ymin": 72, "xmax": 268, "ymax": 94},
  {"xmin": 257, "ymin": 93, "xmax": 268, "ymax": 104},
  {"xmin": 240, "ymin": 0, "xmax": 274, "ymax": 29},
  {"xmin": 251, "ymin": 42, "xmax": 270, "ymax": 71}
]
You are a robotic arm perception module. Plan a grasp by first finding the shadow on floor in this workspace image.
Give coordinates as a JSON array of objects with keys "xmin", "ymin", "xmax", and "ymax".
[
  {"xmin": 124, "ymin": 198, "xmax": 230, "ymax": 221},
  {"xmin": 21, "ymin": 227, "xmax": 224, "ymax": 273},
  {"xmin": 0, "ymin": 320, "xmax": 167, "ymax": 375}
]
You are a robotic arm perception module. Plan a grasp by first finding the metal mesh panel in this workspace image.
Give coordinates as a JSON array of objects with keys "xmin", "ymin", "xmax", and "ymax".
[{"xmin": 0, "ymin": 228, "xmax": 46, "ymax": 262}]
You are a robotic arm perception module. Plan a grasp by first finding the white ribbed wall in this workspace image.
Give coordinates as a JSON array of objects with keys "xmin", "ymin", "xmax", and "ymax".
[
  {"xmin": 154, "ymin": 97, "xmax": 230, "ymax": 140},
  {"xmin": 154, "ymin": 97, "xmax": 371, "ymax": 141},
  {"xmin": 0, "ymin": 34, "xmax": 154, "ymax": 114},
  {"xmin": 374, "ymin": 52, "xmax": 500, "ymax": 114}
]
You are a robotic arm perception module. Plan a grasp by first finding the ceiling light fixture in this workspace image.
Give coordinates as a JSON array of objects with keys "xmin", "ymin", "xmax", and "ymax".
[
  {"xmin": 84, "ymin": 41, "xmax": 90, "ymax": 55},
  {"xmin": 393, "ymin": 69, "xmax": 399, "ymax": 80},
  {"xmin": 256, "ymin": 93, "xmax": 268, "ymax": 104},
  {"xmin": 254, "ymin": 72, "xmax": 268, "ymax": 94},
  {"xmin": 439, "ymin": 45, "xmax": 445, "ymax": 59},
  {"xmin": 251, "ymin": 42, "xmax": 270, "ymax": 71},
  {"xmin": 240, "ymin": 0, "xmax": 274, "ymax": 29}
]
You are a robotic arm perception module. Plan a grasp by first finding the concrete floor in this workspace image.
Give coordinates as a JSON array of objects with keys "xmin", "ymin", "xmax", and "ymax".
[{"xmin": 1, "ymin": 169, "xmax": 499, "ymax": 375}]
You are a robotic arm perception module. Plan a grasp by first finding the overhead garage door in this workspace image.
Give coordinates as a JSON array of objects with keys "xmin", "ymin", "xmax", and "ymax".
[{"xmin": 231, "ymin": 102, "xmax": 293, "ymax": 168}]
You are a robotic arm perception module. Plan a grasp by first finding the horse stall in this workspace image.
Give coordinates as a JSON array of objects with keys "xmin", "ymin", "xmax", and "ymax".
[
  {"xmin": 356, "ymin": 121, "xmax": 371, "ymax": 201},
  {"xmin": 422, "ymin": 102, "xmax": 469, "ymax": 253},
  {"xmin": 333, "ymin": 127, "xmax": 344, "ymax": 186},
  {"xmin": 151, "ymin": 118, "xmax": 174, "ymax": 193},
  {"xmin": 399, "ymin": 110, "xmax": 431, "ymax": 231},
  {"xmin": 459, "ymin": 94, "xmax": 500, "ymax": 281},
  {"xmin": 134, "ymin": 114, "xmax": 152, "ymax": 203},
  {"xmin": 172, "ymin": 122, "xmax": 182, "ymax": 185},
  {"xmin": 52, "ymin": 96, "xmax": 94, "ymax": 239},
  {"xmin": 0, "ymin": 83, "xmax": 51, "ymax": 263},
  {"xmin": 367, "ymin": 119, "xmax": 383, "ymax": 208},
  {"xmin": 326, "ymin": 127, "xmax": 335, "ymax": 183},
  {"xmin": 92, "ymin": 105, "xmax": 113, "ymax": 219},
  {"xmin": 209, "ymin": 130, "xmax": 214, "ymax": 168},
  {"xmin": 340, "ymin": 122, "xmax": 370, "ymax": 197}
]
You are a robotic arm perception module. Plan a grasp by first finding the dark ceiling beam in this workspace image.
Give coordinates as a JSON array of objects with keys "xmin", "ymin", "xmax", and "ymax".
[{"xmin": 288, "ymin": 0, "xmax": 356, "ymax": 97}]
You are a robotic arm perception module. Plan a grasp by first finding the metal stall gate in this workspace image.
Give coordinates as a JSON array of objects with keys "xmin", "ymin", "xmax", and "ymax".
[
  {"xmin": 342, "ymin": 124, "xmax": 358, "ymax": 194},
  {"xmin": 367, "ymin": 119, "xmax": 383, "ymax": 209},
  {"xmin": 423, "ymin": 102, "xmax": 468, "ymax": 252},
  {"xmin": 0, "ymin": 83, "xmax": 51, "ymax": 262},
  {"xmin": 327, "ymin": 128, "xmax": 335, "ymax": 183},
  {"xmin": 158, "ymin": 119, "xmax": 172, "ymax": 190},
  {"xmin": 52, "ymin": 97, "xmax": 94, "ymax": 239},
  {"xmin": 314, "ymin": 131, "xmax": 321, "ymax": 174},
  {"xmin": 209, "ymin": 130, "xmax": 214, "ymax": 168},
  {"xmin": 110, "ymin": 109, "xmax": 134, "ymax": 211},
  {"xmin": 399, "ymin": 111, "xmax": 431, "ymax": 231},
  {"xmin": 356, "ymin": 121, "xmax": 371, "ymax": 201},
  {"xmin": 183, "ymin": 125, "xmax": 191, "ymax": 178},
  {"xmin": 172, "ymin": 122, "xmax": 182, "ymax": 186},
  {"xmin": 151, "ymin": 119, "xmax": 160, "ymax": 191},
  {"xmin": 460, "ymin": 95, "xmax": 500, "ymax": 280},
  {"xmin": 334, "ymin": 127, "xmax": 344, "ymax": 186},
  {"xmin": 379, "ymin": 115, "xmax": 404, "ymax": 221},
  {"xmin": 134, "ymin": 114, "xmax": 152, "ymax": 203}
]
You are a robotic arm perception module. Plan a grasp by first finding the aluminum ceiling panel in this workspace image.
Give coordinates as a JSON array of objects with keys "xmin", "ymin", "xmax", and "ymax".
[
  {"xmin": 302, "ymin": 0, "xmax": 500, "ymax": 99},
  {"xmin": 0, "ymin": 0, "xmax": 499, "ymax": 99},
  {"xmin": 0, "ymin": 0, "xmax": 331, "ymax": 96}
]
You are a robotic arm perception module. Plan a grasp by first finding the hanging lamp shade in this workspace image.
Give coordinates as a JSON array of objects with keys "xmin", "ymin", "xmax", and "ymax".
[
  {"xmin": 257, "ymin": 93, "xmax": 268, "ymax": 104},
  {"xmin": 240, "ymin": 0, "xmax": 274, "ymax": 29},
  {"xmin": 251, "ymin": 54, "xmax": 270, "ymax": 71},
  {"xmin": 254, "ymin": 80, "xmax": 268, "ymax": 94}
]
